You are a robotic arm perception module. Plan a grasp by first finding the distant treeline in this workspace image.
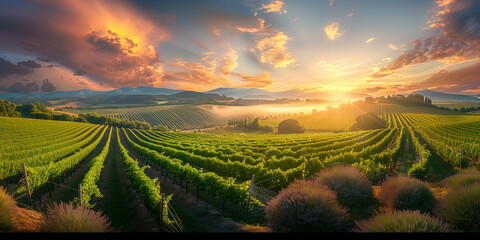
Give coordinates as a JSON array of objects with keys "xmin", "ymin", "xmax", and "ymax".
[
  {"xmin": 229, "ymin": 117, "xmax": 274, "ymax": 132},
  {"xmin": 0, "ymin": 100, "xmax": 151, "ymax": 130},
  {"xmin": 0, "ymin": 99, "xmax": 21, "ymax": 117},
  {"xmin": 370, "ymin": 94, "xmax": 432, "ymax": 105},
  {"xmin": 437, "ymin": 106, "xmax": 480, "ymax": 112}
]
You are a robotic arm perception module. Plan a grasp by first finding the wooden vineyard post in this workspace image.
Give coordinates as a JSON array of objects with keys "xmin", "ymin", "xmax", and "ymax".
[
  {"xmin": 23, "ymin": 163, "xmax": 33, "ymax": 206},
  {"xmin": 158, "ymin": 193, "xmax": 165, "ymax": 228},
  {"xmin": 244, "ymin": 174, "xmax": 255, "ymax": 220},
  {"xmin": 78, "ymin": 184, "xmax": 83, "ymax": 206},
  {"xmin": 459, "ymin": 145, "xmax": 462, "ymax": 169}
]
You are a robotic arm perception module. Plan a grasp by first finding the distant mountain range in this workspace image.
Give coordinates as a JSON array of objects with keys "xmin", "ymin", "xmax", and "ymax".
[
  {"xmin": 1, "ymin": 86, "xmax": 478, "ymax": 103},
  {"xmin": 0, "ymin": 86, "xmax": 370, "ymax": 101},
  {"xmin": 0, "ymin": 86, "xmax": 182, "ymax": 100},
  {"xmin": 205, "ymin": 87, "xmax": 370, "ymax": 100},
  {"xmin": 411, "ymin": 89, "xmax": 480, "ymax": 102}
]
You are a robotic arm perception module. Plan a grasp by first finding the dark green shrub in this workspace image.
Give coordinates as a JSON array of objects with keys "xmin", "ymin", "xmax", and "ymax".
[
  {"xmin": 437, "ymin": 183, "xmax": 480, "ymax": 232},
  {"xmin": 265, "ymin": 180, "xmax": 351, "ymax": 232},
  {"xmin": 354, "ymin": 210, "xmax": 451, "ymax": 232},
  {"xmin": 277, "ymin": 119, "xmax": 305, "ymax": 134},
  {"xmin": 314, "ymin": 165, "xmax": 374, "ymax": 210},
  {"xmin": 378, "ymin": 176, "xmax": 435, "ymax": 213}
]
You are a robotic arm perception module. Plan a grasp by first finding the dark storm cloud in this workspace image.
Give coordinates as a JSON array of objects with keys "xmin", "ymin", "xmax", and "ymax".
[{"xmin": 0, "ymin": 58, "xmax": 40, "ymax": 78}]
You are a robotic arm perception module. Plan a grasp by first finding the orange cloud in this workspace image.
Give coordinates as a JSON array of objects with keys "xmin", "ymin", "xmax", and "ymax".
[
  {"xmin": 389, "ymin": 44, "xmax": 399, "ymax": 50},
  {"xmin": 0, "ymin": 0, "xmax": 170, "ymax": 89},
  {"xmin": 257, "ymin": 0, "xmax": 287, "ymax": 15},
  {"xmin": 372, "ymin": 0, "xmax": 480, "ymax": 78},
  {"xmin": 233, "ymin": 72, "xmax": 274, "ymax": 88},
  {"xmin": 253, "ymin": 31, "xmax": 296, "ymax": 68},
  {"xmin": 220, "ymin": 48, "xmax": 239, "ymax": 75},
  {"xmin": 393, "ymin": 60, "xmax": 480, "ymax": 93},
  {"xmin": 324, "ymin": 22, "xmax": 343, "ymax": 40}
]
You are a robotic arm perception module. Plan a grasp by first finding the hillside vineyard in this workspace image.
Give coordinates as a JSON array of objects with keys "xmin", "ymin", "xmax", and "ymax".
[{"xmin": 1, "ymin": 103, "xmax": 479, "ymax": 232}]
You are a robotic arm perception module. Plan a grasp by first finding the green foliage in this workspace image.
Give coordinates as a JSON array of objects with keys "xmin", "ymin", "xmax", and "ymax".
[
  {"xmin": 81, "ymin": 128, "xmax": 113, "ymax": 208},
  {"xmin": 0, "ymin": 99, "xmax": 21, "ymax": 117},
  {"xmin": 350, "ymin": 112, "xmax": 387, "ymax": 131},
  {"xmin": 79, "ymin": 112, "xmax": 151, "ymax": 130},
  {"xmin": 277, "ymin": 119, "xmax": 305, "ymax": 134}
]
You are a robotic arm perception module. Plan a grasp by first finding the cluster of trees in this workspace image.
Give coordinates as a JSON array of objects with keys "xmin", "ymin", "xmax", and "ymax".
[
  {"xmin": 0, "ymin": 99, "xmax": 151, "ymax": 130},
  {"xmin": 17, "ymin": 102, "xmax": 74, "ymax": 121},
  {"xmin": 230, "ymin": 117, "xmax": 274, "ymax": 132},
  {"xmin": 437, "ymin": 106, "xmax": 480, "ymax": 112},
  {"xmin": 278, "ymin": 119, "xmax": 305, "ymax": 134},
  {"xmin": 0, "ymin": 99, "xmax": 21, "ymax": 117},
  {"xmin": 78, "ymin": 112, "xmax": 151, "ymax": 130},
  {"xmin": 374, "ymin": 94, "xmax": 433, "ymax": 106},
  {"xmin": 350, "ymin": 112, "xmax": 387, "ymax": 131}
]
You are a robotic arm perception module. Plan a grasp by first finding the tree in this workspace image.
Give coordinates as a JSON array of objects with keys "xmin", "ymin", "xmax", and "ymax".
[
  {"xmin": 278, "ymin": 119, "xmax": 305, "ymax": 134},
  {"xmin": 0, "ymin": 99, "xmax": 21, "ymax": 117},
  {"xmin": 351, "ymin": 112, "xmax": 387, "ymax": 130}
]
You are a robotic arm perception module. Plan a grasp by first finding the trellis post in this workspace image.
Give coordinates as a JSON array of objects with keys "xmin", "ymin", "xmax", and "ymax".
[
  {"xmin": 23, "ymin": 163, "xmax": 32, "ymax": 206},
  {"xmin": 244, "ymin": 174, "xmax": 255, "ymax": 220}
]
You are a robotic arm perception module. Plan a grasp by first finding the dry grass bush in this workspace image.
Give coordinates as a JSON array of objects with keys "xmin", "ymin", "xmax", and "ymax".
[
  {"xmin": 436, "ymin": 183, "xmax": 480, "ymax": 232},
  {"xmin": 14, "ymin": 207, "xmax": 43, "ymax": 232},
  {"xmin": 354, "ymin": 209, "xmax": 451, "ymax": 232},
  {"xmin": 440, "ymin": 170, "xmax": 480, "ymax": 189},
  {"xmin": 41, "ymin": 202, "xmax": 112, "ymax": 232},
  {"xmin": 0, "ymin": 187, "xmax": 18, "ymax": 232}
]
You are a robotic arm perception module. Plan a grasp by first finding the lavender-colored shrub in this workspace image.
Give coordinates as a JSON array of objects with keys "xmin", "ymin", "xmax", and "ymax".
[
  {"xmin": 265, "ymin": 180, "xmax": 352, "ymax": 232},
  {"xmin": 378, "ymin": 176, "xmax": 435, "ymax": 213},
  {"xmin": 314, "ymin": 165, "xmax": 374, "ymax": 209}
]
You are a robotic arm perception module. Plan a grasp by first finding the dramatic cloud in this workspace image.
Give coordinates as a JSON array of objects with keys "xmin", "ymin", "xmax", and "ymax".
[
  {"xmin": 324, "ymin": 22, "xmax": 343, "ymax": 40},
  {"xmin": 0, "ymin": 58, "xmax": 41, "ymax": 78},
  {"xmin": 4, "ymin": 81, "xmax": 39, "ymax": 94},
  {"xmin": 219, "ymin": 48, "xmax": 239, "ymax": 75},
  {"xmin": 253, "ymin": 31, "xmax": 296, "ymax": 68},
  {"xmin": 372, "ymin": 0, "xmax": 480, "ymax": 78},
  {"xmin": 257, "ymin": 0, "xmax": 287, "ymax": 15},
  {"xmin": 393, "ymin": 60, "xmax": 480, "ymax": 93},
  {"xmin": 163, "ymin": 49, "xmax": 273, "ymax": 91},
  {"xmin": 0, "ymin": 0, "xmax": 170, "ymax": 89}
]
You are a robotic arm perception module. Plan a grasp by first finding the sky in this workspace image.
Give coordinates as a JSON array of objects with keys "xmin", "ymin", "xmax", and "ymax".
[{"xmin": 0, "ymin": 0, "xmax": 479, "ymax": 96}]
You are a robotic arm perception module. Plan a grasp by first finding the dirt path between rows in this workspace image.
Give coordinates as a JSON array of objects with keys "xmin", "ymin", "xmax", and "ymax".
[
  {"xmin": 93, "ymin": 128, "xmax": 159, "ymax": 232},
  {"xmin": 120, "ymin": 129, "xmax": 247, "ymax": 232}
]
